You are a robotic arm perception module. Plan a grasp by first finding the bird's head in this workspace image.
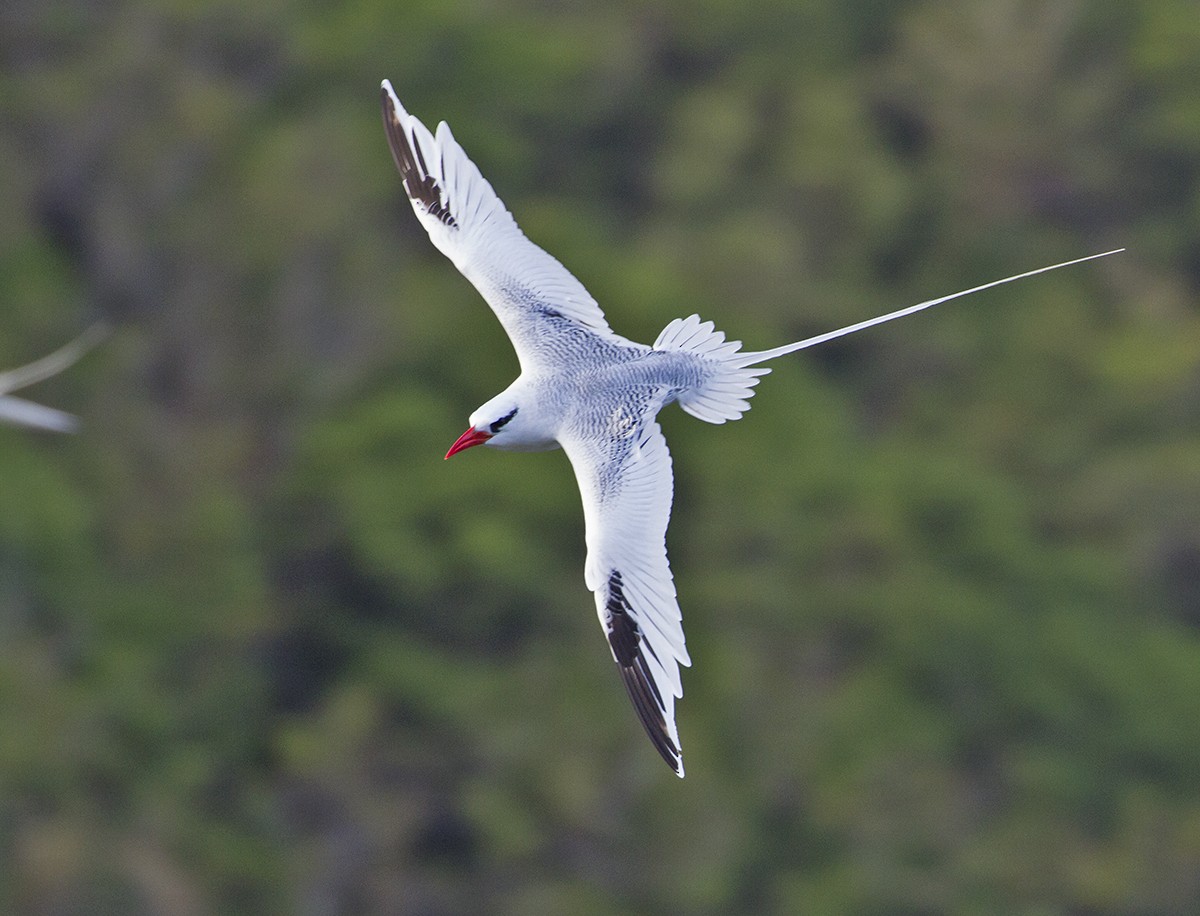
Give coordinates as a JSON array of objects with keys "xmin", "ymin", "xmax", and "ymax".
[{"xmin": 445, "ymin": 389, "xmax": 557, "ymax": 458}]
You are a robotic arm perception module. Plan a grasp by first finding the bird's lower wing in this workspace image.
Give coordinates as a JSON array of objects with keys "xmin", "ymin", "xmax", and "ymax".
[
  {"xmin": 381, "ymin": 82, "xmax": 615, "ymax": 368},
  {"xmin": 0, "ymin": 395, "xmax": 79, "ymax": 433},
  {"xmin": 562, "ymin": 421, "xmax": 692, "ymax": 777}
]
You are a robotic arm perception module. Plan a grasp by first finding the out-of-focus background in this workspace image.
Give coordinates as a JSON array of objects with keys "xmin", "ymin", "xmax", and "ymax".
[{"xmin": 2, "ymin": 1, "xmax": 1198, "ymax": 913}]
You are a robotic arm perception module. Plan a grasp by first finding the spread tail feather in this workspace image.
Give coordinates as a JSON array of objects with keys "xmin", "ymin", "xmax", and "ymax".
[
  {"xmin": 655, "ymin": 249, "xmax": 1123, "ymax": 425},
  {"xmin": 653, "ymin": 316, "xmax": 770, "ymax": 423}
]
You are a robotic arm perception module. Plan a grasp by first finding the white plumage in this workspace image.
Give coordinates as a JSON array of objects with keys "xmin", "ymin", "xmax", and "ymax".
[{"xmin": 381, "ymin": 79, "xmax": 1121, "ymax": 776}]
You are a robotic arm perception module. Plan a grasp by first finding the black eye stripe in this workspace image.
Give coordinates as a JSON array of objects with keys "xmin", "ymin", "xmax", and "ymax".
[{"xmin": 490, "ymin": 408, "xmax": 518, "ymax": 433}]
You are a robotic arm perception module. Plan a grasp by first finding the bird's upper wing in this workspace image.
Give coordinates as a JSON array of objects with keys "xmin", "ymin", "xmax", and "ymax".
[
  {"xmin": 381, "ymin": 81, "xmax": 614, "ymax": 369},
  {"xmin": 0, "ymin": 323, "xmax": 107, "ymax": 397},
  {"xmin": 561, "ymin": 417, "xmax": 692, "ymax": 777}
]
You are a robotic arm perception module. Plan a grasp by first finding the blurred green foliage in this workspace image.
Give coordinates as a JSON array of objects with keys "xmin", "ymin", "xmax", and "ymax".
[{"xmin": 2, "ymin": 0, "xmax": 1200, "ymax": 912}]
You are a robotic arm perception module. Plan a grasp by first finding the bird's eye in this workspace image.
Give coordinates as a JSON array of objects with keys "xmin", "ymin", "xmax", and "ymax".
[{"xmin": 490, "ymin": 408, "xmax": 518, "ymax": 433}]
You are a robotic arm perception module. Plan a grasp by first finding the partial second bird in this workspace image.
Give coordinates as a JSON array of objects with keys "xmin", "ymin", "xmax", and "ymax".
[
  {"xmin": 0, "ymin": 323, "xmax": 106, "ymax": 433},
  {"xmin": 380, "ymin": 79, "xmax": 1120, "ymax": 777}
]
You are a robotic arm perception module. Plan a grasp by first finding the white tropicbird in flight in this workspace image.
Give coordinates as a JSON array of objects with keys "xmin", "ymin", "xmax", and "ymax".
[
  {"xmin": 0, "ymin": 323, "xmax": 106, "ymax": 433},
  {"xmin": 381, "ymin": 80, "xmax": 1121, "ymax": 777}
]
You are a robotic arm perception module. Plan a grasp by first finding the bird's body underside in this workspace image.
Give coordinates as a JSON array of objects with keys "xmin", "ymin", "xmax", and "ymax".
[{"xmin": 380, "ymin": 78, "xmax": 1121, "ymax": 777}]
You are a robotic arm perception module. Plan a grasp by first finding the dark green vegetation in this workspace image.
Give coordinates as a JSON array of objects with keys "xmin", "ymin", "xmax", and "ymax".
[{"xmin": 3, "ymin": 1, "xmax": 1199, "ymax": 912}]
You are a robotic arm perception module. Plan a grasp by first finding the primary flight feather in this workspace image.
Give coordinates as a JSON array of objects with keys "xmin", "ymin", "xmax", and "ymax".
[{"xmin": 381, "ymin": 79, "xmax": 1121, "ymax": 777}]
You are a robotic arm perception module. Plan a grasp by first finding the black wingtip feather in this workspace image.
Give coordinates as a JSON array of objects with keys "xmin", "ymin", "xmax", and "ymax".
[
  {"xmin": 618, "ymin": 661, "xmax": 682, "ymax": 775},
  {"xmin": 606, "ymin": 570, "xmax": 683, "ymax": 776},
  {"xmin": 380, "ymin": 88, "xmax": 457, "ymax": 228}
]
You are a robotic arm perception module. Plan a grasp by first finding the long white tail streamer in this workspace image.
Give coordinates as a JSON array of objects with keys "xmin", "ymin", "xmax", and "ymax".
[{"xmin": 749, "ymin": 249, "xmax": 1124, "ymax": 363}]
